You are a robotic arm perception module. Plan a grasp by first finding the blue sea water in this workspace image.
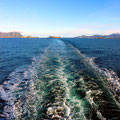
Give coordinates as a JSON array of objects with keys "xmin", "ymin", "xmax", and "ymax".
[
  {"xmin": 0, "ymin": 38, "xmax": 120, "ymax": 120},
  {"xmin": 0, "ymin": 38, "xmax": 52, "ymax": 83},
  {"xmin": 62, "ymin": 38, "xmax": 120, "ymax": 77}
]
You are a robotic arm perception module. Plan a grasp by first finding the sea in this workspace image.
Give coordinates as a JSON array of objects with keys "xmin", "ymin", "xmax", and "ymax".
[{"xmin": 0, "ymin": 38, "xmax": 120, "ymax": 120}]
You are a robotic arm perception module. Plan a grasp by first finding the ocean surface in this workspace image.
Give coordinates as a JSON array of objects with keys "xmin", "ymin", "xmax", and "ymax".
[{"xmin": 0, "ymin": 38, "xmax": 120, "ymax": 120}]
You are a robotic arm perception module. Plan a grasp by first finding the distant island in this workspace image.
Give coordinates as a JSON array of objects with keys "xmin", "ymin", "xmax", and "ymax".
[
  {"xmin": 0, "ymin": 32, "xmax": 23, "ymax": 38},
  {"xmin": 76, "ymin": 33, "xmax": 120, "ymax": 39},
  {"xmin": 49, "ymin": 36, "xmax": 61, "ymax": 38},
  {"xmin": 0, "ymin": 32, "xmax": 39, "ymax": 38}
]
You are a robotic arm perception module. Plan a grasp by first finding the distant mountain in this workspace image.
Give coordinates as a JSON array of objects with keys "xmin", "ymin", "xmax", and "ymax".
[
  {"xmin": 76, "ymin": 33, "xmax": 120, "ymax": 39},
  {"xmin": 108, "ymin": 33, "xmax": 120, "ymax": 38},
  {"xmin": 0, "ymin": 32, "xmax": 23, "ymax": 38}
]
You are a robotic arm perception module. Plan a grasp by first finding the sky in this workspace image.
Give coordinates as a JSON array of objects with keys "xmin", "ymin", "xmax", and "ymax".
[{"xmin": 0, "ymin": 0, "xmax": 120, "ymax": 37}]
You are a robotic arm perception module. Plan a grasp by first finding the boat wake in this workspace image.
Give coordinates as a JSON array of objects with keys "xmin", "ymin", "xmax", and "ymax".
[
  {"xmin": 70, "ymin": 44, "xmax": 120, "ymax": 104},
  {"xmin": 0, "ymin": 39, "xmax": 120, "ymax": 120}
]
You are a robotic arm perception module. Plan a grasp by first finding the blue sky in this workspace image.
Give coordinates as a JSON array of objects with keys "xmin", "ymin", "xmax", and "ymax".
[{"xmin": 0, "ymin": 0, "xmax": 120, "ymax": 37}]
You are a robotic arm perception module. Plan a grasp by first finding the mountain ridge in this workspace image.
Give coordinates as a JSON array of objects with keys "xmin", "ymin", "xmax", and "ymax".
[
  {"xmin": 0, "ymin": 32, "xmax": 23, "ymax": 38},
  {"xmin": 76, "ymin": 33, "xmax": 120, "ymax": 39}
]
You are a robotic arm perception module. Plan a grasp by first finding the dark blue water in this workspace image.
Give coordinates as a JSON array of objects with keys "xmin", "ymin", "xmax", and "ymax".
[
  {"xmin": 0, "ymin": 38, "xmax": 52, "ymax": 83},
  {"xmin": 62, "ymin": 38, "xmax": 120, "ymax": 77},
  {"xmin": 0, "ymin": 38, "xmax": 120, "ymax": 120}
]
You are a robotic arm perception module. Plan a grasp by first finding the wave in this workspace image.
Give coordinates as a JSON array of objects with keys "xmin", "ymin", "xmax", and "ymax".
[
  {"xmin": 0, "ymin": 47, "xmax": 49, "ymax": 119},
  {"xmin": 70, "ymin": 43, "xmax": 120, "ymax": 104},
  {"xmin": 0, "ymin": 66, "xmax": 28, "ymax": 119}
]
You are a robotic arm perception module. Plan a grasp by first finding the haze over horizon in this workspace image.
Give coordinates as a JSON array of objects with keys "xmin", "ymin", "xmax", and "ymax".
[{"xmin": 0, "ymin": 0, "xmax": 120, "ymax": 37}]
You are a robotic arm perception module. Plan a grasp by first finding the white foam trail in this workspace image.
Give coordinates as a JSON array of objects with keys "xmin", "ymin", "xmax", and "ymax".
[
  {"xmin": 53, "ymin": 40, "xmax": 87, "ymax": 119},
  {"xmin": 70, "ymin": 43, "xmax": 120, "ymax": 104},
  {"xmin": 0, "ymin": 46, "xmax": 50, "ymax": 119},
  {"xmin": 0, "ymin": 67, "xmax": 29, "ymax": 119}
]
